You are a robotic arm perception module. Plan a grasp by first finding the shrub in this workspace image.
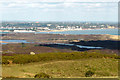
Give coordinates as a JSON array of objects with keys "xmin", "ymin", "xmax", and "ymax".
[
  {"xmin": 34, "ymin": 73, "xmax": 51, "ymax": 78},
  {"xmin": 2, "ymin": 51, "xmax": 119, "ymax": 64},
  {"xmin": 2, "ymin": 59, "xmax": 9, "ymax": 64},
  {"xmin": 3, "ymin": 76, "xmax": 18, "ymax": 78},
  {"xmin": 85, "ymin": 70, "xmax": 95, "ymax": 77},
  {"xmin": 21, "ymin": 43, "xmax": 25, "ymax": 47}
]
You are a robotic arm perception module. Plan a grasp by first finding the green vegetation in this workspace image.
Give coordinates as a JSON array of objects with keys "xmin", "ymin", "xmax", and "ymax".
[
  {"xmin": 85, "ymin": 70, "xmax": 95, "ymax": 77},
  {"xmin": 21, "ymin": 43, "xmax": 26, "ymax": 48},
  {"xmin": 3, "ymin": 76, "xmax": 18, "ymax": 78},
  {"xmin": 34, "ymin": 73, "xmax": 51, "ymax": 78},
  {"xmin": 2, "ymin": 58, "xmax": 118, "ymax": 78},
  {"xmin": 2, "ymin": 50, "xmax": 119, "ymax": 78},
  {"xmin": 2, "ymin": 51, "xmax": 119, "ymax": 64}
]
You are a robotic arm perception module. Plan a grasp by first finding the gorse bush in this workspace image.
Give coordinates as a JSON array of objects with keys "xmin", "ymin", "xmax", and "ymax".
[
  {"xmin": 34, "ymin": 73, "xmax": 51, "ymax": 78},
  {"xmin": 2, "ymin": 51, "xmax": 119, "ymax": 64},
  {"xmin": 85, "ymin": 70, "xmax": 95, "ymax": 77}
]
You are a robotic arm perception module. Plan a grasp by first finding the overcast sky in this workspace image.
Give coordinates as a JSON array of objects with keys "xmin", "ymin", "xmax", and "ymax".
[{"xmin": 0, "ymin": 0, "xmax": 119, "ymax": 22}]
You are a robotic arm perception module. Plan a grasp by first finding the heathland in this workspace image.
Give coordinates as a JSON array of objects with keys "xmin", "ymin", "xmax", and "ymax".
[{"xmin": 1, "ymin": 33, "xmax": 120, "ymax": 78}]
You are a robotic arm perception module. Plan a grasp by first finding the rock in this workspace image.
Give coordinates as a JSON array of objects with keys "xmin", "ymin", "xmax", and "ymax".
[{"xmin": 30, "ymin": 52, "xmax": 35, "ymax": 55}]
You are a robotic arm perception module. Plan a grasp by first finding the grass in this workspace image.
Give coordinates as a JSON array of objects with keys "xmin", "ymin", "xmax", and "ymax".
[
  {"xmin": 2, "ymin": 58, "xmax": 118, "ymax": 78},
  {"xmin": 2, "ymin": 50, "xmax": 119, "ymax": 78},
  {"xmin": 2, "ymin": 51, "xmax": 119, "ymax": 64}
]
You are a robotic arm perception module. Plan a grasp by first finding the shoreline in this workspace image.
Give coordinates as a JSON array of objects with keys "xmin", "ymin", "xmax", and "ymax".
[
  {"xmin": 36, "ymin": 28, "xmax": 118, "ymax": 32},
  {"xmin": 1, "ymin": 28, "xmax": 118, "ymax": 33}
]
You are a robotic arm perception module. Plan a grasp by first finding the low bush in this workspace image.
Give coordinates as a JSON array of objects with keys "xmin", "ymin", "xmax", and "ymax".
[
  {"xmin": 85, "ymin": 70, "xmax": 95, "ymax": 77},
  {"xmin": 34, "ymin": 73, "xmax": 51, "ymax": 78},
  {"xmin": 2, "ymin": 51, "xmax": 119, "ymax": 64},
  {"xmin": 3, "ymin": 76, "xmax": 18, "ymax": 78}
]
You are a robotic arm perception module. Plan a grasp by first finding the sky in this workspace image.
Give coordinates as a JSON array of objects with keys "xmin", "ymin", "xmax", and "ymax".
[{"xmin": 0, "ymin": 0, "xmax": 119, "ymax": 22}]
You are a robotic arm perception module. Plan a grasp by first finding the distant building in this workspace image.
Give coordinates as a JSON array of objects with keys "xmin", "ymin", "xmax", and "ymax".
[
  {"xmin": 47, "ymin": 24, "xmax": 52, "ymax": 26},
  {"xmin": 14, "ymin": 30, "xmax": 35, "ymax": 32}
]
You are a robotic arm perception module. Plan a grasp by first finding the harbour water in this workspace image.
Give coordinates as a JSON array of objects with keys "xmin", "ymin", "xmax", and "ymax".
[
  {"xmin": 1, "ymin": 40, "xmax": 102, "ymax": 49},
  {"xmin": 36, "ymin": 29, "xmax": 118, "ymax": 35},
  {"xmin": 0, "ymin": 40, "xmax": 30, "ymax": 44},
  {"xmin": 55, "ymin": 43, "xmax": 102, "ymax": 49},
  {"xmin": 1, "ymin": 29, "xmax": 119, "ymax": 35}
]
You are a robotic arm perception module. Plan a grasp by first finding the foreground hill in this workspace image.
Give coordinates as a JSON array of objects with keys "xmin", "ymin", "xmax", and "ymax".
[
  {"xmin": 2, "ymin": 58, "xmax": 118, "ymax": 78},
  {"xmin": 2, "ymin": 45, "xmax": 119, "ymax": 78}
]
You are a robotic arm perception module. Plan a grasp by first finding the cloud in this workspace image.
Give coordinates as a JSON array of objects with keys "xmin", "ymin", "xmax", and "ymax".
[
  {"xmin": 0, "ymin": 0, "xmax": 119, "ymax": 2},
  {"xmin": 1, "ymin": 1, "xmax": 117, "ymax": 13},
  {"xmin": 1, "ymin": 2, "xmax": 101, "ymax": 9},
  {"xmin": 2, "ymin": 3, "xmax": 57, "ymax": 9},
  {"xmin": 1, "ymin": 0, "xmax": 117, "ymax": 22},
  {"xmin": 86, "ymin": 3, "xmax": 101, "ymax": 8}
]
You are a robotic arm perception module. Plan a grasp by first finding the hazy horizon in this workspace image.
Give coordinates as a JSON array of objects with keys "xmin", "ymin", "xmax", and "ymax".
[{"xmin": 1, "ymin": 21, "xmax": 118, "ymax": 23}]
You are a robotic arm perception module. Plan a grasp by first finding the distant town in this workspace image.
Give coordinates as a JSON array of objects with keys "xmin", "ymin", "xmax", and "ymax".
[{"xmin": 0, "ymin": 22, "xmax": 118, "ymax": 33}]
